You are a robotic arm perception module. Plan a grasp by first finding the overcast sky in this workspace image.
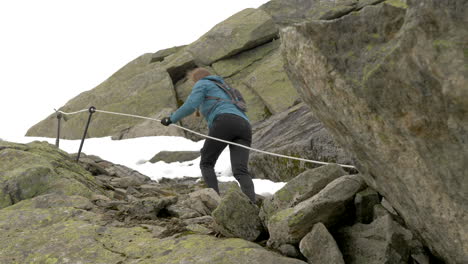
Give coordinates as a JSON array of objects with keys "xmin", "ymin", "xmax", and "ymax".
[{"xmin": 0, "ymin": 0, "xmax": 270, "ymax": 140}]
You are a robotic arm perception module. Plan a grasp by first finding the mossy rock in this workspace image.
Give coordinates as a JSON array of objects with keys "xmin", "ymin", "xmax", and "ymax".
[
  {"xmin": 187, "ymin": 8, "xmax": 278, "ymax": 65},
  {"xmin": 150, "ymin": 45, "xmax": 187, "ymax": 63},
  {"xmin": 0, "ymin": 141, "xmax": 104, "ymax": 208},
  {"xmin": 243, "ymin": 49, "xmax": 299, "ymax": 115},
  {"xmin": 26, "ymin": 54, "xmax": 178, "ymax": 139},
  {"xmin": 260, "ymin": 0, "xmax": 386, "ymax": 25},
  {"xmin": 267, "ymin": 175, "xmax": 366, "ymax": 247},
  {"xmin": 212, "ymin": 39, "xmax": 280, "ymax": 78},
  {"xmin": 260, "ymin": 164, "xmax": 347, "ymax": 225},
  {"xmin": 150, "ymin": 151, "xmax": 200, "ymax": 164}
]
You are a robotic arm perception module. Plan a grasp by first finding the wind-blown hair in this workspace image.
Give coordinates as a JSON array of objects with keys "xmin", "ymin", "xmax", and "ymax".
[{"xmin": 187, "ymin": 67, "xmax": 211, "ymax": 83}]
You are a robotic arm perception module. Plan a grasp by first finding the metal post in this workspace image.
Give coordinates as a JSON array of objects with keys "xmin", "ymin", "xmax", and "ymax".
[
  {"xmin": 76, "ymin": 106, "xmax": 96, "ymax": 161},
  {"xmin": 55, "ymin": 113, "xmax": 62, "ymax": 147}
]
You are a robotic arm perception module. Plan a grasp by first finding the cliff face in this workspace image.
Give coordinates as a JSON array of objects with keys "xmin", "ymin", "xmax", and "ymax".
[{"xmin": 281, "ymin": 0, "xmax": 468, "ymax": 263}]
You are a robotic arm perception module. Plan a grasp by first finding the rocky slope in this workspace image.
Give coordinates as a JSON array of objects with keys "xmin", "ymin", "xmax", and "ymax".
[
  {"xmin": 21, "ymin": 0, "xmax": 466, "ymax": 263},
  {"xmin": 0, "ymin": 140, "xmax": 434, "ymax": 263},
  {"xmin": 281, "ymin": 0, "xmax": 467, "ymax": 263}
]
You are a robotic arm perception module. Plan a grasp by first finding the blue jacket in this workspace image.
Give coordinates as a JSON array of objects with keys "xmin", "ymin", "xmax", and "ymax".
[{"xmin": 170, "ymin": 75, "xmax": 249, "ymax": 128}]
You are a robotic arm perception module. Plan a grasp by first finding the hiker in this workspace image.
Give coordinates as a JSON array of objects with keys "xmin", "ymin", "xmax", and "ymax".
[{"xmin": 160, "ymin": 67, "xmax": 255, "ymax": 203}]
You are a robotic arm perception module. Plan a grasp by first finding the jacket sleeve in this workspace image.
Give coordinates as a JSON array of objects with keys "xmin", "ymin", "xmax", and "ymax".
[{"xmin": 169, "ymin": 82, "xmax": 206, "ymax": 123}]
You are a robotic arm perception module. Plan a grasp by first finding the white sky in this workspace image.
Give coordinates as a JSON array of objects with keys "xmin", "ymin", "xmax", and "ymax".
[
  {"xmin": 0, "ymin": 0, "xmax": 270, "ymax": 140},
  {"xmin": 12, "ymin": 135, "xmax": 286, "ymax": 196}
]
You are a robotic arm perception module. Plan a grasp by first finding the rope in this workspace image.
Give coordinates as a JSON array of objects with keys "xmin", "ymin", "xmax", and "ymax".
[
  {"xmin": 55, "ymin": 108, "xmax": 88, "ymax": 115},
  {"xmin": 56, "ymin": 108, "xmax": 357, "ymax": 169}
]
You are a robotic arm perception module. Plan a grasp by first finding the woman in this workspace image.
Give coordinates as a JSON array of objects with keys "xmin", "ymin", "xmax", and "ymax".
[{"xmin": 160, "ymin": 67, "xmax": 255, "ymax": 202}]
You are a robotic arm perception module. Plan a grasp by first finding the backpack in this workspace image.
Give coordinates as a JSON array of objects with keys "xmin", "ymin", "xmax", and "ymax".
[{"xmin": 205, "ymin": 80, "xmax": 247, "ymax": 112}]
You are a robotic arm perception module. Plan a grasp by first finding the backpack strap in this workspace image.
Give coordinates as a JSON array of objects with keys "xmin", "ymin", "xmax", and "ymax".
[
  {"xmin": 203, "ymin": 80, "xmax": 246, "ymax": 117},
  {"xmin": 206, "ymin": 81, "xmax": 239, "ymax": 104}
]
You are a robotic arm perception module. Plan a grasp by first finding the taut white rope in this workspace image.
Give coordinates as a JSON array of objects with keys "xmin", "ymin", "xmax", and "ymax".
[
  {"xmin": 55, "ymin": 108, "xmax": 357, "ymax": 169},
  {"xmin": 55, "ymin": 108, "xmax": 88, "ymax": 115}
]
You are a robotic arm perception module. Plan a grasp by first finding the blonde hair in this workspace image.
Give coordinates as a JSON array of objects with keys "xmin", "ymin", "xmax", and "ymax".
[{"xmin": 187, "ymin": 67, "xmax": 211, "ymax": 83}]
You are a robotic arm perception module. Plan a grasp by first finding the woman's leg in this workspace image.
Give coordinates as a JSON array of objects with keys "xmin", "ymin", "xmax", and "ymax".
[
  {"xmin": 199, "ymin": 120, "xmax": 228, "ymax": 194},
  {"xmin": 230, "ymin": 138, "xmax": 256, "ymax": 203},
  {"xmin": 229, "ymin": 117, "xmax": 255, "ymax": 203}
]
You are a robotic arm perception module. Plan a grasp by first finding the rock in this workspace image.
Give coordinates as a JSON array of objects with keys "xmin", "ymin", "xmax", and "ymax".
[
  {"xmin": 250, "ymin": 103, "xmax": 353, "ymax": 182},
  {"xmin": 183, "ymin": 215, "xmax": 214, "ymax": 226},
  {"xmin": 411, "ymin": 253, "xmax": 431, "ymax": 264},
  {"xmin": 109, "ymin": 176, "xmax": 145, "ymax": 189},
  {"xmin": 112, "ymin": 188, "xmax": 127, "ymax": 200},
  {"xmin": 0, "ymin": 141, "xmax": 103, "ymax": 209},
  {"xmin": 166, "ymin": 203, "xmax": 201, "ymax": 219},
  {"xmin": 373, "ymin": 204, "xmax": 391, "ymax": 220},
  {"xmin": 149, "ymin": 150, "xmax": 200, "ymax": 163},
  {"xmin": 112, "ymin": 108, "xmax": 184, "ymax": 139},
  {"xmin": 124, "ymin": 196, "xmax": 177, "ymax": 220},
  {"xmin": 267, "ymin": 175, "xmax": 366, "ymax": 247},
  {"xmin": 138, "ymin": 184, "xmax": 176, "ymax": 197},
  {"xmin": 299, "ymin": 222, "xmax": 345, "ymax": 264},
  {"xmin": 212, "ymin": 188, "xmax": 263, "ymax": 241},
  {"xmin": 243, "ymin": 49, "xmax": 299, "ymax": 115},
  {"xmin": 260, "ymin": 0, "xmax": 385, "ymax": 25},
  {"xmin": 381, "ymin": 197, "xmax": 398, "ymax": 215},
  {"xmin": 212, "ymin": 40, "xmax": 281, "ymax": 124},
  {"xmin": 186, "ymin": 224, "xmax": 213, "ymax": 235},
  {"xmin": 150, "ymin": 45, "xmax": 186, "ymax": 63},
  {"xmin": 27, "ymin": 55, "xmax": 178, "ymax": 139},
  {"xmin": 278, "ymin": 244, "xmax": 301, "ymax": 258},
  {"xmin": 355, "ymin": 188, "xmax": 381, "ymax": 224},
  {"xmin": 187, "ymin": 8, "xmax": 278, "ymax": 65},
  {"xmin": 260, "ymin": 164, "xmax": 347, "ymax": 225},
  {"xmin": 161, "ymin": 49, "xmax": 197, "ymax": 83},
  {"xmin": 212, "ymin": 39, "xmax": 280, "ymax": 78},
  {"xmin": 281, "ymin": 0, "xmax": 467, "ymax": 262},
  {"xmin": 183, "ymin": 188, "xmax": 221, "ymax": 216},
  {"xmin": 335, "ymin": 214, "xmax": 413, "ymax": 264}
]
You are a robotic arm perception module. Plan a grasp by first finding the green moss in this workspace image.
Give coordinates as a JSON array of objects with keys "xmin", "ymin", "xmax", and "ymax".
[
  {"xmin": 433, "ymin": 39, "xmax": 453, "ymax": 50},
  {"xmin": 288, "ymin": 211, "xmax": 305, "ymax": 226},
  {"xmin": 270, "ymin": 208, "xmax": 294, "ymax": 223},
  {"xmin": 275, "ymin": 189, "xmax": 294, "ymax": 202},
  {"xmin": 385, "ymin": 0, "xmax": 408, "ymax": 8},
  {"xmin": 45, "ymin": 257, "xmax": 59, "ymax": 264}
]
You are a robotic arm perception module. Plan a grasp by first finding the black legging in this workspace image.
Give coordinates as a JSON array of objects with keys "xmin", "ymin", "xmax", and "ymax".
[{"xmin": 199, "ymin": 113, "xmax": 255, "ymax": 202}]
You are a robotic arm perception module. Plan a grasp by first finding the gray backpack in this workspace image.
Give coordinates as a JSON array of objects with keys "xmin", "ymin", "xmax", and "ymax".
[{"xmin": 205, "ymin": 80, "xmax": 247, "ymax": 112}]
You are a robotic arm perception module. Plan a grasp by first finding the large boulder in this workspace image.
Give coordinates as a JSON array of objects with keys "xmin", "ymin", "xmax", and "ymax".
[
  {"xmin": 281, "ymin": 0, "xmax": 467, "ymax": 262},
  {"xmin": 243, "ymin": 49, "xmax": 299, "ymax": 115},
  {"xmin": 149, "ymin": 150, "xmax": 200, "ymax": 164},
  {"xmin": 212, "ymin": 39, "xmax": 280, "ymax": 79},
  {"xmin": 260, "ymin": 0, "xmax": 386, "ymax": 25},
  {"xmin": 250, "ymin": 103, "xmax": 353, "ymax": 182},
  {"xmin": 0, "ymin": 141, "xmax": 103, "ymax": 208},
  {"xmin": 299, "ymin": 222, "xmax": 345, "ymax": 264},
  {"xmin": 212, "ymin": 188, "xmax": 263, "ymax": 241},
  {"xmin": 27, "ymin": 54, "xmax": 178, "ymax": 139},
  {"xmin": 267, "ymin": 175, "xmax": 366, "ymax": 247},
  {"xmin": 335, "ymin": 214, "xmax": 414, "ymax": 264},
  {"xmin": 260, "ymin": 164, "xmax": 347, "ymax": 225},
  {"xmin": 213, "ymin": 40, "xmax": 280, "ymax": 124},
  {"xmin": 187, "ymin": 8, "xmax": 278, "ymax": 65}
]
